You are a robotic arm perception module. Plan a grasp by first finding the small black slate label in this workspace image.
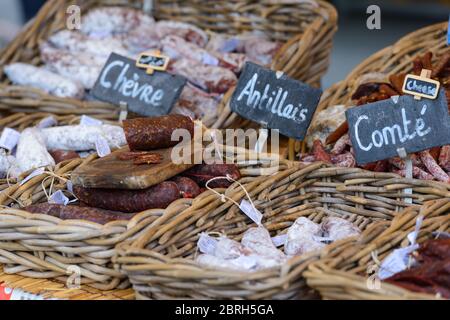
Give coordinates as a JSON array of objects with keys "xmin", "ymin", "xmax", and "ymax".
[
  {"xmin": 402, "ymin": 74, "xmax": 440, "ymax": 99},
  {"xmin": 136, "ymin": 52, "xmax": 170, "ymax": 72},
  {"xmin": 92, "ymin": 53, "xmax": 186, "ymax": 117},
  {"xmin": 230, "ymin": 62, "xmax": 322, "ymax": 140},
  {"xmin": 346, "ymin": 89, "xmax": 450, "ymax": 164}
]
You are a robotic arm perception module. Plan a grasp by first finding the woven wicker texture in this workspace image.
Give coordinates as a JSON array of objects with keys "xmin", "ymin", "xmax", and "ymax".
[
  {"xmin": 0, "ymin": 266, "xmax": 134, "ymax": 300},
  {"xmin": 316, "ymin": 21, "xmax": 448, "ymax": 112},
  {"xmin": 294, "ymin": 21, "xmax": 450, "ymax": 157},
  {"xmin": 304, "ymin": 198, "xmax": 450, "ymax": 300},
  {"xmin": 114, "ymin": 162, "xmax": 450, "ymax": 300},
  {"xmin": 0, "ymin": 0, "xmax": 337, "ymax": 129},
  {"xmin": 0, "ymin": 114, "xmax": 286, "ymax": 290}
]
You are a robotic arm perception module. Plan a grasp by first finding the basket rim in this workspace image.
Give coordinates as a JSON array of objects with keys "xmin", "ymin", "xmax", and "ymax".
[
  {"xmin": 304, "ymin": 199, "xmax": 450, "ymax": 300},
  {"xmin": 316, "ymin": 20, "xmax": 448, "ymax": 112},
  {"xmin": 0, "ymin": 0, "xmax": 338, "ymax": 127}
]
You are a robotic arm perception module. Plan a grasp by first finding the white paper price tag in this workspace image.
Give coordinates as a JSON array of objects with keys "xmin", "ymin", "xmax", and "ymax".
[
  {"xmin": 0, "ymin": 128, "xmax": 21, "ymax": 151},
  {"xmin": 221, "ymin": 38, "xmax": 240, "ymax": 53},
  {"xmin": 80, "ymin": 115, "xmax": 103, "ymax": 126},
  {"xmin": 48, "ymin": 190, "xmax": 70, "ymax": 206},
  {"xmin": 37, "ymin": 116, "xmax": 57, "ymax": 129},
  {"xmin": 271, "ymin": 234, "xmax": 287, "ymax": 247},
  {"xmin": 407, "ymin": 215, "xmax": 423, "ymax": 245},
  {"xmin": 240, "ymin": 199, "xmax": 263, "ymax": 226},
  {"xmin": 20, "ymin": 167, "xmax": 45, "ymax": 186},
  {"xmin": 66, "ymin": 180, "xmax": 74, "ymax": 193},
  {"xmin": 95, "ymin": 136, "xmax": 111, "ymax": 158},
  {"xmin": 378, "ymin": 244, "xmax": 419, "ymax": 280},
  {"xmin": 198, "ymin": 233, "xmax": 218, "ymax": 255},
  {"xmin": 202, "ymin": 53, "xmax": 219, "ymax": 66}
]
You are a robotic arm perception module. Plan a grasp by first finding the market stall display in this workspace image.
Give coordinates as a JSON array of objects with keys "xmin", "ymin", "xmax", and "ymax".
[
  {"xmin": 114, "ymin": 162, "xmax": 450, "ymax": 300},
  {"xmin": 0, "ymin": 112, "xmax": 286, "ymax": 289},
  {"xmin": 305, "ymin": 198, "xmax": 450, "ymax": 299},
  {"xmin": 0, "ymin": 0, "xmax": 337, "ymax": 129},
  {"xmin": 304, "ymin": 22, "xmax": 450, "ymax": 180}
]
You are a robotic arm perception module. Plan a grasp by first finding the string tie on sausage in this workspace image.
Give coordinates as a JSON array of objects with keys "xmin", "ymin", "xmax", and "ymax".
[{"xmin": 205, "ymin": 174, "xmax": 259, "ymax": 215}]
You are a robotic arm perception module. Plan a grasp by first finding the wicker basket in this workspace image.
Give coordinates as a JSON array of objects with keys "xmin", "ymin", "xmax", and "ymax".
[
  {"xmin": 0, "ymin": 266, "xmax": 134, "ymax": 300},
  {"xmin": 0, "ymin": 112, "xmax": 118, "ymax": 189},
  {"xmin": 296, "ymin": 21, "xmax": 450, "ymax": 156},
  {"xmin": 316, "ymin": 21, "xmax": 448, "ymax": 112},
  {"xmin": 304, "ymin": 198, "xmax": 450, "ymax": 300},
  {"xmin": 0, "ymin": 118, "xmax": 287, "ymax": 290},
  {"xmin": 0, "ymin": 0, "xmax": 337, "ymax": 129},
  {"xmin": 113, "ymin": 162, "xmax": 450, "ymax": 300}
]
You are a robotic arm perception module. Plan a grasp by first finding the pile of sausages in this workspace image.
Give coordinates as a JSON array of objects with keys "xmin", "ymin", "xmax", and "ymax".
[
  {"xmin": 196, "ymin": 216, "xmax": 360, "ymax": 272},
  {"xmin": 301, "ymin": 51, "xmax": 450, "ymax": 183},
  {"xmin": 24, "ymin": 115, "xmax": 241, "ymax": 224},
  {"xmin": 4, "ymin": 6, "xmax": 280, "ymax": 120},
  {"xmin": 0, "ymin": 121, "xmax": 126, "ymax": 179}
]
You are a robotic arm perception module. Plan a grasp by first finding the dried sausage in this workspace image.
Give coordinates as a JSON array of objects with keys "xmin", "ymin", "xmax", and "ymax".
[
  {"xmin": 16, "ymin": 128, "xmax": 55, "ymax": 173},
  {"xmin": 312, "ymin": 140, "xmax": 331, "ymax": 163},
  {"xmin": 123, "ymin": 115, "xmax": 194, "ymax": 151},
  {"xmin": 420, "ymin": 151, "xmax": 450, "ymax": 182},
  {"xmin": 42, "ymin": 124, "xmax": 126, "ymax": 151},
  {"xmin": 183, "ymin": 164, "xmax": 241, "ymax": 188},
  {"xmin": 171, "ymin": 176, "xmax": 201, "ymax": 198},
  {"xmin": 73, "ymin": 181, "xmax": 180, "ymax": 213},
  {"xmin": 49, "ymin": 150, "xmax": 80, "ymax": 164},
  {"xmin": 4, "ymin": 63, "xmax": 84, "ymax": 99},
  {"xmin": 24, "ymin": 203, "xmax": 135, "ymax": 224}
]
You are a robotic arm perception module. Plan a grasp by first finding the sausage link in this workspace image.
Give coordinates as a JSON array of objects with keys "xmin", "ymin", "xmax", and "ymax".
[
  {"xmin": 331, "ymin": 152, "xmax": 355, "ymax": 168},
  {"xmin": 123, "ymin": 115, "xmax": 194, "ymax": 151},
  {"xmin": 73, "ymin": 181, "xmax": 180, "ymax": 213},
  {"xmin": 331, "ymin": 134, "xmax": 351, "ymax": 155},
  {"xmin": 49, "ymin": 150, "xmax": 80, "ymax": 164},
  {"xmin": 419, "ymin": 151, "xmax": 450, "ymax": 182},
  {"xmin": 171, "ymin": 176, "xmax": 201, "ymax": 198},
  {"xmin": 24, "ymin": 203, "xmax": 135, "ymax": 224},
  {"xmin": 312, "ymin": 140, "xmax": 331, "ymax": 163},
  {"xmin": 183, "ymin": 164, "xmax": 241, "ymax": 188},
  {"xmin": 439, "ymin": 145, "xmax": 450, "ymax": 172}
]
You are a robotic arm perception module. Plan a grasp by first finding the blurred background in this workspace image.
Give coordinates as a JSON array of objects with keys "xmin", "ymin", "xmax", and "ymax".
[{"xmin": 0, "ymin": 0, "xmax": 448, "ymax": 88}]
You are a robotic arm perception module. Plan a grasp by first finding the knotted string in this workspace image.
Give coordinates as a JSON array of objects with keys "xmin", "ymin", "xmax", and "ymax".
[{"xmin": 205, "ymin": 174, "xmax": 258, "ymax": 216}]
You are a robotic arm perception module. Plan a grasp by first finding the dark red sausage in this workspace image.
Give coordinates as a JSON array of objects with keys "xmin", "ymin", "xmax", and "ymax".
[
  {"xmin": 49, "ymin": 150, "xmax": 80, "ymax": 164},
  {"xmin": 123, "ymin": 115, "xmax": 194, "ymax": 151},
  {"xmin": 183, "ymin": 164, "xmax": 241, "ymax": 188},
  {"xmin": 171, "ymin": 176, "xmax": 201, "ymax": 198},
  {"xmin": 24, "ymin": 203, "xmax": 135, "ymax": 224},
  {"xmin": 312, "ymin": 140, "xmax": 331, "ymax": 163},
  {"xmin": 73, "ymin": 181, "xmax": 181, "ymax": 213}
]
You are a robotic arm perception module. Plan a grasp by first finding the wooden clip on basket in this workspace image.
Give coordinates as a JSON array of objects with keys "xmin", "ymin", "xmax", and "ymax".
[
  {"xmin": 114, "ymin": 163, "xmax": 450, "ymax": 300},
  {"xmin": 0, "ymin": 0, "xmax": 337, "ymax": 130},
  {"xmin": 304, "ymin": 198, "xmax": 450, "ymax": 300}
]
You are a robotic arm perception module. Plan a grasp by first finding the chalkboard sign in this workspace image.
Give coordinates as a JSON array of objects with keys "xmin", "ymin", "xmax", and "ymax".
[
  {"xmin": 136, "ymin": 52, "xmax": 170, "ymax": 73},
  {"xmin": 92, "ymin": 53, "xmax": 186, "ymax": 117},
  {"xmin": 402, "ymin": 74, "xmax": 440, "ymax": 100},
  {"xmin": 230, "ymin": 62, "xmax": 322, "ymax": 140},
  {"xmin": 346, "ymin": 89, "xmax": 450, "ymax": 164}
]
